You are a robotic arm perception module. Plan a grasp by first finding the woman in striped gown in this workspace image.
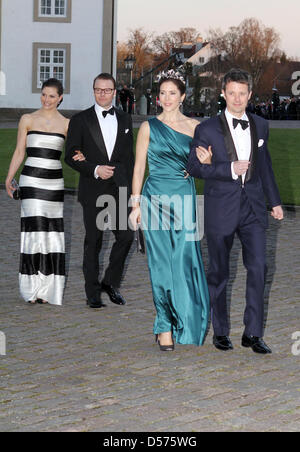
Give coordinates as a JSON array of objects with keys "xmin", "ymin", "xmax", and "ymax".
[{"xmin": 6, "ymin": 79, "xmax": 84, "ymax": 305}]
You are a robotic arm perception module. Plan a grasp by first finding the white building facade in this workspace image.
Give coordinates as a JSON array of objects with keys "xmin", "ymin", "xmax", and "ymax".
[
  {"xmin": 187, "ymin": 43, "xmax": 214, "ymax": 69},
  {"xmin": 0, "ymin": 0, "xmax": 118, "ymax": 111}
]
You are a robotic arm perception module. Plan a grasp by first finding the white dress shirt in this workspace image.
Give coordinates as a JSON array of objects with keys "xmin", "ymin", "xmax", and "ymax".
[
  {"xmin": 94, "ymin": 103, "xmax": 118, "ymax": 179},
  {"xmin": 225, "ymin": 108, "xmax": 251, "ymax": 183}
]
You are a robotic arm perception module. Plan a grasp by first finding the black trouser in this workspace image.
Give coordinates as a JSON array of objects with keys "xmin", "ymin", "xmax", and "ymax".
[{"xmin": 80, "ymin": 186, "xmax": 134, "ymax": 299}]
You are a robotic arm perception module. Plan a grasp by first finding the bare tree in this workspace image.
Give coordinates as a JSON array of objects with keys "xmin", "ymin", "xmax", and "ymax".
[
  {"xmin": 117, "ymin": 41, "xmax": 129, "ymax": 70},
  {"xmin": 152, "ymin": 27, "xmax": 202, "ymax": 57},
  {"xmin": 127, "ymin": 28, "xmax": 154, "ymax": 78},
  {"xmin": 174, "ymin": 27, "xmax": 203, "ymax": 45},
  {"xmin": 208, "ymin": 18, "xmax": 281, "ymax": 89}
]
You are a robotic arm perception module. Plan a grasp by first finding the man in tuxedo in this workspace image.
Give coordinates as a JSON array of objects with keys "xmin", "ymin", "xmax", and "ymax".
[
  {"xmin": 65, "ymin": 73, "xmax": 134, "ymax": 308},
  {"xmin": 187, "ymin": 68, "xmax": 283, "ymax": 354}
]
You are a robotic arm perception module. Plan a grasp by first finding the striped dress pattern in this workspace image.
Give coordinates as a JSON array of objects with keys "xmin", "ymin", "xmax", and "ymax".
[{"xmin": 19, "ymin": 131, "xmax": 65, "ymax": 305}]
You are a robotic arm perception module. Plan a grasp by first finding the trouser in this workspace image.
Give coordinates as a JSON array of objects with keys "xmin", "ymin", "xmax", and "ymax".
[
  {"xmin": 206, "ymin": 190, "xmax": 267, "ymax": 337},
  {"xmin": 80, "ymin": 187, "xmax": 134, "ymax": 299}
]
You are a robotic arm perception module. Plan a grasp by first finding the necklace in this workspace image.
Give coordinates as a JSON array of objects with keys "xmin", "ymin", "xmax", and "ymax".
[{"xmin": 42, "ymin": 115, "xmax": 55, "ymax": 126}]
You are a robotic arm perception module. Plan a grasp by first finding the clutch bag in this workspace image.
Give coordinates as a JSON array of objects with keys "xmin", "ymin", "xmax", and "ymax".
[
  {"xmin": 11, "ymin": 179, "xmax": 21, "ymax": 200},
  {"xmin": 135, "ymin": 227, "xmax": 145, "ymax": 254}
]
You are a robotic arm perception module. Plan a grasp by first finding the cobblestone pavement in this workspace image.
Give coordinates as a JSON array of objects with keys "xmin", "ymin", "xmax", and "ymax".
[{"xmin": 0, "ymin": 190, "xmax": 299, "ymax": 432}]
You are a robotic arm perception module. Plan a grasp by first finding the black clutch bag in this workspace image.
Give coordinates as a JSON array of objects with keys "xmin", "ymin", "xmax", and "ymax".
[
  {"xmin": 135, "ymin": 227, "xmax": 145, "ymax": 254},
  {"xmin": 11, "ymin": 179, "xmax": 21, "ymax": 200}
]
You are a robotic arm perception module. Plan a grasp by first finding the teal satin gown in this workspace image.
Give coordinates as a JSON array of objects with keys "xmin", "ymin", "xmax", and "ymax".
[{"xmin": 141, "ymin": 118, "xmax": 210, "ymax": 346}]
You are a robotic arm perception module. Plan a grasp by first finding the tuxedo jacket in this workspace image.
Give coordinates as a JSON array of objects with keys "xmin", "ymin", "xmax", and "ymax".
[
  {"xmin": 65, "ymin": 106, "xmax": 134, "ymax": 204},
  {"xmin": 187, "ymin": 110, "xmax": 281, "ymax": 235}
]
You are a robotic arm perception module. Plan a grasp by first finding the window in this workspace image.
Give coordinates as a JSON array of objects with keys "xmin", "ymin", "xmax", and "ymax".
[
  {"xmin": 38, "ymin": 48, "xmax": 65, "ymax": 86},
  {"xmin": 40, "ymin": 0, "xmax": 66, "ymax": 17},
  {"xmin": 32, "ymin": 43, "xmax": 71, "ymax": 94},
  {"xmin": 34, "ymin": 0, "xmax": 72, "ymax": 22},
  {"xmin": 199, "ymin": 57, "xmax": 205, "ymax": 64}
]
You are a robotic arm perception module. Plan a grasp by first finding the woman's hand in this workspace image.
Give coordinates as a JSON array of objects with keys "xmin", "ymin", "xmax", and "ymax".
[
  {"xmin": 5, "ymin": 178, "xmax": 14, "ymax": 198},
  {"xmin": 72, "ymin": 150, "xmax": 86, "ymax": 161},
  {"xmin": 196, "ymin": 145, "xmax": 212, "ymax": 164},
  {"xmin": 129, "ymin": 207, "xmax": 141, "ymax": 231}
]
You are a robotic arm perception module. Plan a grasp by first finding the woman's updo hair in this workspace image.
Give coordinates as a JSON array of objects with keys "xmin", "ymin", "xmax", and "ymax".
[
  {"xmin": 158, "ymin": 76, "xmax": 186, "ymax": 96},
  {"xmin": 41, "ymin": 78, "xmax": 64, "ymax": 106}
]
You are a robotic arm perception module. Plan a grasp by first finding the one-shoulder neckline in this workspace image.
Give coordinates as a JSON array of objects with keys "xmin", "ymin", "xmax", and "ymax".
[
  {"xmin": 153, "ymin": 118, "xmax": 193, "ymax": 139},
  {"xmin": 27, "ymin": 130, "xmax": 66, "ymax": 139}
]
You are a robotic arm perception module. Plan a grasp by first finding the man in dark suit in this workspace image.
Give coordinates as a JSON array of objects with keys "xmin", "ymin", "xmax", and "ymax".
[
  {"xmin": 187, "ymin": 68, "xmax": 284, "ymax": 354},
  {"xmin": 65, "ymin": 73, "xmax": 134, "ymax": 308}
]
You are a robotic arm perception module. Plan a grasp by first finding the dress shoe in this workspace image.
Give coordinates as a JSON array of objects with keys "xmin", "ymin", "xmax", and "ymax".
[
  {"xmin": 155, "ymin": 334, "xmax": 174, "ymax": 352},
  {"xmin": 213, "ymin": 335, "xmax": 234, "ymax": 351},
  {"xmin": 241, "ymin": 334, "xmax": 272, "ymax": 354},
  {"xmin": 101, "ymin": 282, "xmax": 126, "ymax": 305},
  {"xmin": 86, "ymin": 297, "xmax": 106, "ymax": 309}
]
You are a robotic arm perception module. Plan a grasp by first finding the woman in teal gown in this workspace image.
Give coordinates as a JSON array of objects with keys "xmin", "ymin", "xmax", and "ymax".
[{"xmin": 130, "ymin": 71, "xmax": 210, "ymax": 349}]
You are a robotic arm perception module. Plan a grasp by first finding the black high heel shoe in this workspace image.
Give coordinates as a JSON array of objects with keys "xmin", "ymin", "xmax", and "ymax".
[
  {"xmin": 37, "ymin": 299, "xmax": 48, "ymax": 304},
  {"xmin": 155, "ymin": 334, "xmax": 175, "ymax": 352}
]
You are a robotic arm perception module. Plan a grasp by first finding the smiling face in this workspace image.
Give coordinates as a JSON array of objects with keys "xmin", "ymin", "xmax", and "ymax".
[
  {"xmin": 159, "ymin": 80, "xmax": 185, "ymax": 113},
  {"xmin": 222, "ymin": 81, "xmax": 252, "ymax": 118},
  {"xmin": 40, "ymin": 86, "xmax": 63, "ymax": 111}
]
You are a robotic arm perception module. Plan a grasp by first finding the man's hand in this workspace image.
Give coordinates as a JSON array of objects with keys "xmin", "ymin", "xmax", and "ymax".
[
  {"xmin": 271, "ymin": 205, "xmax": 284, "ymax": 221},
  {"xmin": 96, "ymin": 165, "xmax": 115, "ymax": 180},
  {"xmin": 233, "ymin": 160, "xmax": 250, "ymax": 176}
]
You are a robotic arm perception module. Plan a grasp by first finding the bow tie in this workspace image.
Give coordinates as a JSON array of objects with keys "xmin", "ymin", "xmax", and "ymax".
[
  {"xmin": 233, "ymin": 118, "xmax": 249, "ymax": 130},
  {"xmin": 102, "ymin": 107, "xmax": 114, "ymax": 118}
]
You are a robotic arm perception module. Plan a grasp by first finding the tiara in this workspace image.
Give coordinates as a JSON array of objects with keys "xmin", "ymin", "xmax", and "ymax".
[{"xmin": 156, "ymin": 69, "xmax": 186, "ymax": 84}]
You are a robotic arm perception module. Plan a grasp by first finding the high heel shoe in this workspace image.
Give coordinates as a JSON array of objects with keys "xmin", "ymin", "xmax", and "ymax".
[
  {"xmin": 155, "ymin": 334, "xmax": 175, "ymax": 352},
  {"xmin": 37, "ymin": 299, "xmax": 48, "ymax": 304}
]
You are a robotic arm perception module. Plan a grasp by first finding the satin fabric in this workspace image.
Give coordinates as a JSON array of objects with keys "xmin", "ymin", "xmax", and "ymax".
[
  {"xmin": 19, "ymin": 132, "xmax": 65, "ymax": 305},
  {"xmin": 141, "ymin": 118, "xmax": 210, "ymax": 345}
]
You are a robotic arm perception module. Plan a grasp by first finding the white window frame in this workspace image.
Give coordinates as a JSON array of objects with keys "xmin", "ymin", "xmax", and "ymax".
[
  {"xmin": 39, "ymin": 0, "xmax": 67, "ymax": 18},
  {"xmin": 37, "ymin": 47, "xmax": 66, "ymax": 89},
  {"xmin": 32, "ymin": 43, "xmax": 71, "ymax": 94},
  {"xmin": 33, "ymin": 0, "xmax": 72, "ymax": 23}
]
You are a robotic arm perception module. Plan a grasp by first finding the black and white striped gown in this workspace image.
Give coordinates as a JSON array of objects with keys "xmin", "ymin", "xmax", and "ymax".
[{"xmin": 19, "ymin": 131, "xmax": 65, "ymax": 305}]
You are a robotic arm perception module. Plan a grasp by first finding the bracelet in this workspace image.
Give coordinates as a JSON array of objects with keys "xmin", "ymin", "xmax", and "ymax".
[{"xmin": 131, "ymin": 195, "xmax": 141, "ymax": 203}]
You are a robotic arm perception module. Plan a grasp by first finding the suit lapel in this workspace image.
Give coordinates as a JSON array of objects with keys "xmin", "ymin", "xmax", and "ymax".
[
  {"xmin": 219, "ymin": 110, "xmax": 239, "ymax": 162},
  {"xmin": 245, "ymin": 113, "xmax": 258, "ymax": 183},
  {"xmin": 110, "ymin": 109, "xmax": 124, "ymax": 161},
  {"xmin": 85, "ymin": 107, "xmax": 109, "ymax": 161},
  {"xmin": 219, "ymin": 110, "xmax": 242, "ymax": 185}
]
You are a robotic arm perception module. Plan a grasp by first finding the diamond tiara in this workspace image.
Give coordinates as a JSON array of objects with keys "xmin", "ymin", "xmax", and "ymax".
[{"xmin": 156, "ymin": 69, "xmax": 186, "ymax": 84}]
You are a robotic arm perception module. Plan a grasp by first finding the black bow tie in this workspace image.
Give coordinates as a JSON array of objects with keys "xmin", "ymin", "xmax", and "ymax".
[
  {"xmin": 233, "ymin": 118, "xmax": 249, "ymax": 130},
  {"xmin": 102, "ymin": 107, "xmax": 114, "ymax": 118}
]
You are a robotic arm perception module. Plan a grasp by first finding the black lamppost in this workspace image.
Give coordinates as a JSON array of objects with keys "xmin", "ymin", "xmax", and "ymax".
[{"xmin": 124, "ymin": 54, "xmax": 136, "ymax": 86}]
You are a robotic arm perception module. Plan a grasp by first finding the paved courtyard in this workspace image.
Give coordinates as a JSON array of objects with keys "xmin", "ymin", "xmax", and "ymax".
[{"xmin": 0, "ymin": 189, "xmax": 300, "ymax": 432}]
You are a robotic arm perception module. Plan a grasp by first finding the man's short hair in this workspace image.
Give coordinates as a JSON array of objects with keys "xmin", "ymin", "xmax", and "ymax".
[
  {"xmin": 222, "ymin": 68, "xmax": 253, "ymax": 92},
  {"xmin": 93, "ymin": 73, "xmax": 116, "ymax": 90}
]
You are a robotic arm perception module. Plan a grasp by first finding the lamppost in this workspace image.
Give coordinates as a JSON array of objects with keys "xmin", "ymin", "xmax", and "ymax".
[{"xmin": 124, "ymin": 54, "xmax": 136, "ymax": 87}]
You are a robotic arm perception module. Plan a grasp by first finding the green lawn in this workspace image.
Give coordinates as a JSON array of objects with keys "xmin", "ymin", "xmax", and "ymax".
[{"xmin": 1, "ymin": 128, "xmax": 299, "ymax": 205}]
